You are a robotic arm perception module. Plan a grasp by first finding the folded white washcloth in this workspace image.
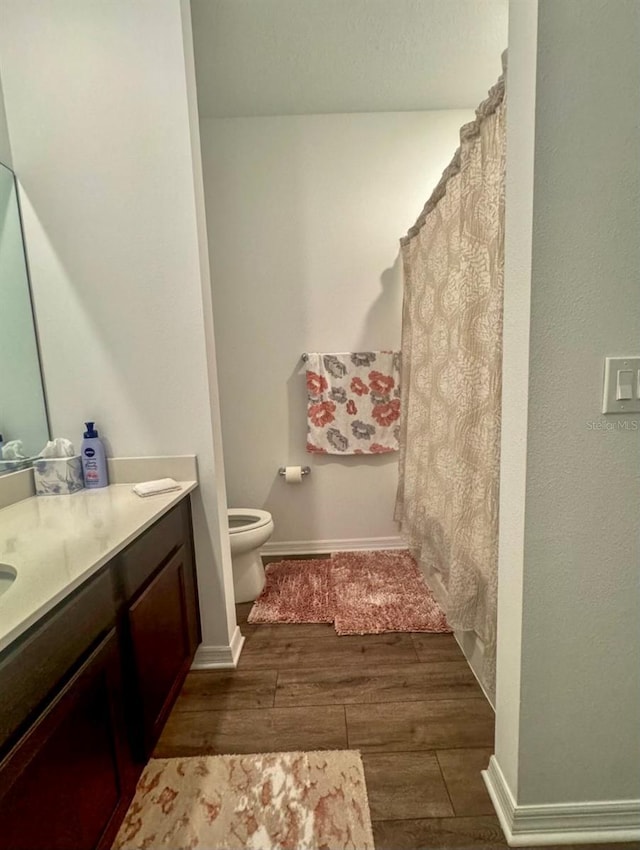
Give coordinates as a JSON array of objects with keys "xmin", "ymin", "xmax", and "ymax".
[{"xmin": 133, "ymin": 478, "xmax": 181, "ymax": 498}]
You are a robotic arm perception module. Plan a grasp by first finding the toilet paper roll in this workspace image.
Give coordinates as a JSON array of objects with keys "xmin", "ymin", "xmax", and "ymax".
[{"xmin": 284, "ymin": 466, "xmax": 303, "ymax": 483}]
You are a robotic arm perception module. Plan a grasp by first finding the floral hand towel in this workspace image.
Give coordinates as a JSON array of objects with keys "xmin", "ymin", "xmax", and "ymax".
[{"xmin": 306, "ymin": 351, "xmax": 401, "ymax": 455}]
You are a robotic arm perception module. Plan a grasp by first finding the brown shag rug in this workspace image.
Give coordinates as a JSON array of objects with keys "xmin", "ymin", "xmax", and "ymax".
[
  {"xmin": 332, "ymin": 549, "xmax": 451, "ymax": 634},
  {"xmin": 247, "ymin": 558, "xmax": 335, "ymax": 624},
  {"xmin": 113, "ymin": 750, "xmax": 374, "ymax": 850},
  {"xmin": 248, "ymin": 549, "xmax": 451, "ymax": 634}
]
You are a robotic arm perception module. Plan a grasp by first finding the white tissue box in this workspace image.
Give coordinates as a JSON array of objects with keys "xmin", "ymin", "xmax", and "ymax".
[{"xmin": 33, "ymin": 456, "xmax": 84, "ymax": 496}]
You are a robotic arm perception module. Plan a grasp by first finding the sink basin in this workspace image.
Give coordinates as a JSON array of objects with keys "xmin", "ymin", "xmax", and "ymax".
[{"xmin": 0, "ymin": 564, "xmax": 17, "ymax": 598}]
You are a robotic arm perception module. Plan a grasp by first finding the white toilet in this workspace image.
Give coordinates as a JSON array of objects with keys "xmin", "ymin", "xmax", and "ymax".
[{"xmin": 227, "ymin": 508, "xmax": 274, "ymax": 603}]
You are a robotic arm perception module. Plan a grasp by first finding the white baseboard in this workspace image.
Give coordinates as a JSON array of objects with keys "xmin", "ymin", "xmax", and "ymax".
[
  {"xmin": 483, "ymin": 755, "xmax": 640, "ymax": 846},
  {"xmin": 262, "ymin": 536, "xmax": 405, "ymax": 556},
  {"xmin": 191, "ymin": 626, "xmax": 245, "ymax": 669}
]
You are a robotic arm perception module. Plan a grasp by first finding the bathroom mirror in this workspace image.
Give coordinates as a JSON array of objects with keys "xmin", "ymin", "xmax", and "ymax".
[{"xmin": 0, "ymin": 160, "xmax": 50, "ymax": 474}]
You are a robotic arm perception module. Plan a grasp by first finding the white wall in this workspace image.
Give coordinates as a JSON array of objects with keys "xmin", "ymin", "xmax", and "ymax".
[
  {"xmin": 0, "ymin": 67, "xmax": 11, "ymax": 167},
  {"xmin": 495, "ymin": 0, "xmax": 640, "ymax": 817},
  {"xmin": 494, "ymin": 0, "xmax": 538, "ymax": 797},
  {"xmin": 0, "ymin": 0, "xmax": 236, "ymax": 653},
  {"xmin": 201, "ymin": 110, "xmax": 471, "ymax": 546},
  {"xmin": 191, "ymin": 0, "xmax": 508, "ymax": 117}
]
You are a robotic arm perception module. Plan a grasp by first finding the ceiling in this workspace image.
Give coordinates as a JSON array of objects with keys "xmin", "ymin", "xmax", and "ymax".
[{"xmin": 191, "ymin": 0, "xmax": 509, "ymax": 119}]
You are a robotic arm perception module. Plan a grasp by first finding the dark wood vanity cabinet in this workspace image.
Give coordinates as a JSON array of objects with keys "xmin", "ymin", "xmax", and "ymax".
[
  {"xmin": 127, "ymin": 546, "xmax": 198, "ymax": 757},
  {"xmin": 0, "ymin": 631, "xmax": 130, "ymax": 850},
  {"xmin": 114, "ymin": 497, "xmax": 199, "ymax": 761},
  {"xmin": 0, "ymin": 497, "xmax": 200, "ymax": 850}
]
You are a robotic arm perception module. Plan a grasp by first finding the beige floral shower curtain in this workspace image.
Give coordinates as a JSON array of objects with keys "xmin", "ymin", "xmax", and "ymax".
[{"xmin": 395, "ymin": 66, "xmax": 506, "ymax": 698}]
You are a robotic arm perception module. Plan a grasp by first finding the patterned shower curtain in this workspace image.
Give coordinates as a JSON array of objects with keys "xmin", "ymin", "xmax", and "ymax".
[{"xmin": 395, "ymin": 65, "xmax": 506, "ymax": 698}]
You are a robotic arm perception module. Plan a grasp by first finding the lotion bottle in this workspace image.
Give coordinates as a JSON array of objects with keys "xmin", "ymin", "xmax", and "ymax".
[{"xmin": 81, "ymin": 422, "xmax": 109, "ymax": 489}]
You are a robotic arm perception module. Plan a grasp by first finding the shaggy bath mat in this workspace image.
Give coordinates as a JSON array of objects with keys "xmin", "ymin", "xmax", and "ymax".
[
  {"xmin": 113, "ymin": 750, "xmax": 374, "ymax": 850},
  {"xmin": 248, "ymin": 549, "xmax": 451, "ymax": 634},
  {"xmin": 332, "ymin": 549, "xmax": 451, "ymax": 635},
  {"xmin": 247, "ymin": 558, "xmax": 334, "ymax": 624}
]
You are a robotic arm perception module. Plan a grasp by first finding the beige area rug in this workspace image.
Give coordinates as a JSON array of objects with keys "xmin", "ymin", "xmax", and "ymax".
[
  {"xmin": 113, "ymin": 750, "xmax": 374, "ymax": 850},
  {"xmin": 248, "ymin": 549, "xmax": 451, "ymax": 634}
]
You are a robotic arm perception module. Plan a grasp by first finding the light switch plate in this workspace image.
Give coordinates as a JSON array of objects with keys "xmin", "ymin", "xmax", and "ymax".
[{"xmin": 602, "ymin": 357, "xmax": 640, "ymax": 413}]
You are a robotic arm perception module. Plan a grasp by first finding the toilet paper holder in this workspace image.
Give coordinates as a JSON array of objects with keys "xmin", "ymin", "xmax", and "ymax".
[{"xmin": 278, "ymin": 466, "xmax": 311, "ymax": 477}]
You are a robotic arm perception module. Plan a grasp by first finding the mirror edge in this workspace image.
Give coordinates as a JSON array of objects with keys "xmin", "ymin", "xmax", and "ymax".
[{"xmin": 0, "ymin": 158, "xmax": 52, "ymax": 452}]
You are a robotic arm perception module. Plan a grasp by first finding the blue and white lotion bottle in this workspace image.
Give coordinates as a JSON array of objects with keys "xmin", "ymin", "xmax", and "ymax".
[{"xmin": 81, "ymin": 422, "xmax": 109, "ymax": 489}]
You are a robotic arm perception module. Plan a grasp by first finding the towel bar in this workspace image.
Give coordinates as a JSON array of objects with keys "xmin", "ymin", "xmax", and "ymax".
[{"xmin": 301, "ymin": 353, "xmax": 309, "ymax": 362}]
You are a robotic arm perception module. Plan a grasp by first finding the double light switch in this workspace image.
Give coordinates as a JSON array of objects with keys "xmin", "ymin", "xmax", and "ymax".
[{"xmin": 602, "ymin": 357, "xmax": 640, "ymax": 413}]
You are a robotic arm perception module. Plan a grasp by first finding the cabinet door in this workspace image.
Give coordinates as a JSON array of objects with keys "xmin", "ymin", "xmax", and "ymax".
[
  {"xmin": 0, "ymin": 630, "xmax": 130, "ymax": 850},
  {"xmin": 128, "ymin": 546, "xmax": 197, "ymax": 756}
]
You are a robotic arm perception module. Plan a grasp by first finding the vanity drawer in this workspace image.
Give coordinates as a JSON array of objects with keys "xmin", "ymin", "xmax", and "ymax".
[
  {"xmin": 0, "ymin": 569, "xmax": 115, "ymax": 754},
  {"xmin": 118, "ymin": 501, "xmax": 188, "ymax": 600}
]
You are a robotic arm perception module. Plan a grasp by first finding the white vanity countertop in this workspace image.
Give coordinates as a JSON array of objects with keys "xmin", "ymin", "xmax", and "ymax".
[{"xmin": 0, "ymin": 481, "xmax": 197, "ymax": 653}]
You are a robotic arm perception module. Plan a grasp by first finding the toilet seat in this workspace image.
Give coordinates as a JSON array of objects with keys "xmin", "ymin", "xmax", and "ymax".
[{"xmin": 228, "ymin": 508, "xmax": 272, "ymax": 534}]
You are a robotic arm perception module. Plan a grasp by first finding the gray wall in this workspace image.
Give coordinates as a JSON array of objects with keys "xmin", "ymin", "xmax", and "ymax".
[
  {"xmin": 520, "ymin": 0, "xmax": 640, "ymax": 803},
  {"xmin": 496, "ymin": 0, "xmax": 640, "ymax": 807}
]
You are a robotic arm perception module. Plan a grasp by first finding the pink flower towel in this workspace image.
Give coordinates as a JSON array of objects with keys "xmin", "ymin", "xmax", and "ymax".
[{"xmin": 305, "ymin": 351, "xmax": 401, "ymax": 455}]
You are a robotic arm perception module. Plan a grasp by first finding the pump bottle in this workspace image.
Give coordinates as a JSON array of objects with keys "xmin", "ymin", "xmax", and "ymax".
[{"xmin": 81, "ymin": 422, "xmax": 108, "ymax": 489}]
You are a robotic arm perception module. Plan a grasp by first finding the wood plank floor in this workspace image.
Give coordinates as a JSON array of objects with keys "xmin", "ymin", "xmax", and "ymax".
[{"xmin": 156, "ymin": 603, "xmax": 619, "ymax": 850}]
